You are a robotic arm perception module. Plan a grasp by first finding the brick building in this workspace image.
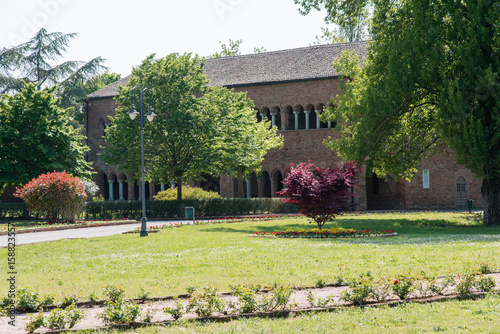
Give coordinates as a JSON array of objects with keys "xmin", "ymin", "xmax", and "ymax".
[{"xmin": 84, "ymin": 41, "xmax": 483, "ymax": 210}]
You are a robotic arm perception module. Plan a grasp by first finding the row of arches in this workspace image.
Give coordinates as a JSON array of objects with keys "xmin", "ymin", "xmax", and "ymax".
[
  {"xmin": 232, "ymin": 170, "xmax": 286, "ymax": 198},
  {"xmin": 256, "ymin": 104, "xmax": 335, "ymax": 131}
]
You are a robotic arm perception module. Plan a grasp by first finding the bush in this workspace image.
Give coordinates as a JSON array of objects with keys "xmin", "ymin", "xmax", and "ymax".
[
  {"xmin": 278, "ymin": 161, "xmax": 359, "ymax": 229},
  {"xmin": 15, "ymin": 171, "xmax": 87, "ymax": 223},
  {"xmin": 154, "ymin": 186, "xmax": 222, "ymax": 200},
  {"xmin": 84, "ymin": 198, "xmax": 299, "ymax": 220}
]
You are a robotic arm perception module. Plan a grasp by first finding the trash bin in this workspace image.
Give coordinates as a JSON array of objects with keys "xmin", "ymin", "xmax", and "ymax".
[
  {"xmin": 185, "ymin": 206, "xmax": 194, "ymax": 219},
  {"xmin": 467, "ymin": 199, "xmax": 474, "ymax": 213}
]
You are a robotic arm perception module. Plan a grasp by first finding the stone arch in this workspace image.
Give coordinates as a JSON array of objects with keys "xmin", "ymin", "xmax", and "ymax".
[
  {"xmin": 285, "ymin": 106, "xmax": 294, "ymax": 130},
  {"xmin": 305, "ymin": 104, "xmax": 316, "ymax": 129},
  {"xmin": 255, "ymin": 108, "xmax": 262, "ymax": 122},
  {"xmin": 456, "ymin": 176, "xmax": 467, "ymax": 208},
  {"xmin": 326, "ymin": 103, "xmax": 337, "ymax": 128},
  {"xmin": 316, "ymin": 103, "xmax": 328, "ymax": 129},
  {"xmin": 261, "ymin": 107, "xmax": 271, "ymax": 123},
  {"xmin": 272, "ymin": 170, "xmax": 284, "ymax": 196},
  {"xmin": 271, "ymin": 106, "xmax": 282, "ymax": 130}
]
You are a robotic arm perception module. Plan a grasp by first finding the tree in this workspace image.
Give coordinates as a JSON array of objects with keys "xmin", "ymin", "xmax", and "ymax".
[
  {"xmin": 295, "ymin": 0, "xmax": 370, "ymax": 42},
  {"xmin": 278, "ymin": 161, "xmax": 359, "ymax": 229},
  {"xmin": 14, "ymin": 171, "xmax": 87, "ymax": 223},
  {"xmin": 0, "ymin": 28, "xmax": 105, "ymax": 93},
  {"xmin": 102, "ymin": 53, "xmax": 281, "ymax": 199},
  {"xmin": 0, "ymin": 83, "xmax": 92, "ymax": 192},
  {"xmin": 203, "ymin": 86, "xmax": 283, "ymax": 198},
  {"xmin": 319, "ymin": 0, "xmax": 500, "ymax": 226}
]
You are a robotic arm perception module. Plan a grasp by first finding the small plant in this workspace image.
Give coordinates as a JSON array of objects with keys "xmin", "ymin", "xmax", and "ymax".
[
  {"xmin": 18, "ymin": 287, "xmax": 41, "ymax": 312},
  {"xmin": 25, "ymin": 312, "xmax": 45, "ymax": 333},
  {"xmin": 142, "ymin": 302, "xmax": 158, "ymax": 323},
  {"xmin": 40, "ymin": 294, "xmax": 56, "ymax": 309},
  {"xmin": 373, "ymin": 279, "xmax": 392, "ymax": 302},
  {"xmin": 103, "ymin": 283, "xmax": 125, "ymax": 302},
  {"xmin": 99, "ymin": 300, "xmax": 141, "ymax": 325},
  {"xmin": 391, "ymin": 274, "xmax": 415, "ymax": 300},
  {"xmin": 164, "ymin": 298, "xmax": 185, "ymax": 321},
  {"xmin": 60, "ymin": 292, "xmax": 82, "ymax": 308},
  {"xmin": 340, "ymin": 273, "xmax": 376, "ymax": 306},
  {"xmin": 332, "ymin": 275, "xmax": 346, "ymax": 286},
  {"xmin": 46, "ymin": 308, "xmax": 67, "ymax": 330},
  {"xmin": 89, "ymin": 292, "xmax": 99, "ymax": 304},
  {"xmin": 475, "ymin": 262, "xmax": 494, "ymax": 274},
  {"xmin": 259, "ymin": 283, "xmax": 293, "ymax": 312},
  {"xmin": 455, "ymin": 273, "xmax": 476, "ymax": 296},
  {"xmin": 230, "ymin": 284, "xmax": 260, "ymax": 314},
  {"xmin": 474, "ymin": 275, "xmax": 496, "ymax": 292},
  {"xmin": 314, "ymin": 276, "xmax": 328, "ymax": 288},
  {"xmin": 0, "ymin": 296, "xmax": 14, "ymax": 309},
  {"xmin": 186, "ymin": 286, "xmax": 197, "ymax": 295},
  {"xmin": 137, "ymin": 287, "xmax": 150, "ymax": 301},
  {"xmin": 306, "ymin": 290, "xmax": 331, "ymax": 308},
  {"xmin": 186, "ymin": 286, "xmax": 225, "ymax": 317},
  {"xmin": 65, "ymin": 304, "xmax": 86, "ymax": 329}
]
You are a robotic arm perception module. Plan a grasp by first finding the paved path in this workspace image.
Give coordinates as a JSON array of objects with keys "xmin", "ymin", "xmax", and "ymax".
[{"xmin": 0, "ymin": 220, "xmax": 194, "ymax": 247}]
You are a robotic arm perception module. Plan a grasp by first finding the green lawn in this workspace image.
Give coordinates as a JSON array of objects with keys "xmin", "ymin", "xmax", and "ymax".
[{"xmin": 1, "ymin": 212, "xmax": 498, "ymax": 303}]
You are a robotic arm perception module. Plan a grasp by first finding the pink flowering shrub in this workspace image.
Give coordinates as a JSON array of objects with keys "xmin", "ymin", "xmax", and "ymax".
[
  {"xmin": 15, "ymin": 171, "xmax": 87, "ymax": 223},
  {"xmin": 277, "ymin": 161, "xmax": 359, "ymax": 229}
]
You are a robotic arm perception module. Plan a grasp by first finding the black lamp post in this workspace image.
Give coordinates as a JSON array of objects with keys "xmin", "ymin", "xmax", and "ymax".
[{"xmin": 128, "ymin": 83, "xmax": 157, "ymax": 237}]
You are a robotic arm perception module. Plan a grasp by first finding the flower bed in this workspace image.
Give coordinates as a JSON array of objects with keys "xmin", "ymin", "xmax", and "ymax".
[{"xmin": 252, "ymin": 228, "xmax": 397, "ymax": 238}]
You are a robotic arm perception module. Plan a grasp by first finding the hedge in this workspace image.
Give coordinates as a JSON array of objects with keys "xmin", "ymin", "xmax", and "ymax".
[
  {"xmin": 0, "ymin": 202, "xmax": 32, "ymax": 220},
  {"xmin": 84, "ymin": 198, "xmax": 299, "ymax": 220}
]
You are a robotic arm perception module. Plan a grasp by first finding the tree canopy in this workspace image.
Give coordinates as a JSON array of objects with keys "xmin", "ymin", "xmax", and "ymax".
[
  {"xmin": 102, "ymin": 53, "xmax": 282, "ymax": 199},
  {"xmin": 317, "ymin": 0, "xmax": 500, "ymax": 225},
  {"xmin": 0, "ymin": 83, "xmax": 92, "ymax": 192}
]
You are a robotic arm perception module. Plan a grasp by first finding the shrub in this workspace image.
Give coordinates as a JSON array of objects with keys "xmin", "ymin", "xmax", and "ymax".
[
  {"xmin": 14, "ymin": 171, "xmax": 87, "ymax": 223},
  {"xmin": 102, "ymin": 283, "xmax": 125, "ymax": 303},
  {"xmin": 278, "ymin": 161, "xmax": 359, "ymax": 229},
  {"xmin": 391, "ymin": 274, "xmax": 415, "ymax": 300},
  {"xmin": 17, "ymin": 287, "xmax": 41, "ymax": 312},
  {"xmin": 99, "ymin": 300, "xmax": 140, "ymax": 325},
  {"xmin": 154, "ymin": 186, "xmax": 222, "ymax": 200},
  {"xmin": 186, "ymin": 286, "xmax": 225, "ymax": 317}
]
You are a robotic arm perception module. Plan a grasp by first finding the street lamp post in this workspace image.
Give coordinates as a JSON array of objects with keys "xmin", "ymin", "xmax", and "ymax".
[{"xmin": 128, "ymin": 83, "xmax": 157, "ymax": 237}]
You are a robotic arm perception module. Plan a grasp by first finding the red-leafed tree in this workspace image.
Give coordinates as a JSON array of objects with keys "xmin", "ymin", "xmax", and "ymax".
[
  {"xmin": 15, "ymin": 171, "xmax": 87, "ymax": 223},
  {"xmin": 278, "ymin": 161, "xmax": 359, "ymax": 229}
]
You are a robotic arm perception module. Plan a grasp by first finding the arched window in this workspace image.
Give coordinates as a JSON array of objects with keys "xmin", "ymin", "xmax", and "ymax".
[
  {"xmin": 262, "ymin": 171, "xmax": 272, "ymax": 198},
  {"xmin": 456, "ymin": 176, "xmax": 466, "ymax": 208}
]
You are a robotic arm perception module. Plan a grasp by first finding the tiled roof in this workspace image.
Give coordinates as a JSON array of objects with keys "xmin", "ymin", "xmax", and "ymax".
[{"xmin": 87, "ymin": 41, "xmax": 368, "ymax": 99}]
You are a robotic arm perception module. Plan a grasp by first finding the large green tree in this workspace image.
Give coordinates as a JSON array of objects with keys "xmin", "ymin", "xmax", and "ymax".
[
  {"xmin": 0, "ymin": 83, "xmax": 92, "ymax": 192},
  {"xmin": 317, "ymin": 0, "xmax": 500, "ymax": 226},
  {"xmin": 102, "ymin": 53, "xmax": 282, "ymax": 200}
]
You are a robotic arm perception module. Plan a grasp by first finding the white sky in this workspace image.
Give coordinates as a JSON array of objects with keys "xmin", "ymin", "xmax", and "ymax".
[{"xmin": 0, "ymin": 0, "xmax": 328, "ymax": 76}]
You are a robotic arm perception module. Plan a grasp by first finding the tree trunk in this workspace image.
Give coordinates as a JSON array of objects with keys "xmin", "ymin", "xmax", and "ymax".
[
  {"xmin": 481, "ymin": 178, "xmax": 500, "ymax": 226},
  {"xmin": 237, "ymin": 167, "xmax": 245, "ymax": 198},
  {"xmin": 177, "ymin": 179, "xmax": 182, "ymax": 201}
]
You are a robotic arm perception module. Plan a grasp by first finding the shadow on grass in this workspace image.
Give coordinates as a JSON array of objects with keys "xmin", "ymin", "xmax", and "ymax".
[{"xmin": 197, "ymin": 216, "xmax": 499, "ymax": 243}]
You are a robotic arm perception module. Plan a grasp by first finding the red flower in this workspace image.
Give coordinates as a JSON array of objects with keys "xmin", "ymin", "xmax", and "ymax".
[{"xmin": 394, "ymin": 280, "xmax": 398, "ymax": 285}]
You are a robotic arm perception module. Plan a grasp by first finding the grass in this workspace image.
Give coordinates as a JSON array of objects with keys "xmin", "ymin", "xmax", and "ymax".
[
  {"xmin": 1, "ymin": 211, "xmax": 498, "ymax": 304},
  {"xmin": 72, "ymin": 293, "xmax": 500, "ymax": 333}
]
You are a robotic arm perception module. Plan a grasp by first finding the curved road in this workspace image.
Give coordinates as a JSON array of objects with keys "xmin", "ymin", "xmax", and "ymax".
[{"xmin": 0, "ymin": 220, "xmax": 192, "ymax": 247}]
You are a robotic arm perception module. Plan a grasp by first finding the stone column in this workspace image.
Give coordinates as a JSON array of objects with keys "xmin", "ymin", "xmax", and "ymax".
[
  {"xmin": 118, "ymin": 180, "xmax": 124, "ymax": 201},
  {"xmin": 328, "ymin": 120, "xmax": 332, "ymax": 128},
  {"xmin": 171, "ymin": 181, "xmax": 176, "ymax": 189},
  {"xmin": 245, "ymin": 179, "xmax": 251, "ymax": 198},
  {"xmin": 315, "ymin": 110, "xmax": 322, "ymax": 129},
  {"xmin": 260, "ymin": 113, "xmax": 267, "ymax": 124},
  {"xmin": 304, "ymin": 110, "xmax": 311, "ymax": 130},
  {"xmin": 270, "ymin": 112, "xmax": 277, "ymax": 128},
  {"xmin": 160, "ymin": 183, "xmax": 165, "ymax": 192},
  {"xmin": 108, "ymin": 179, "xmax": 115, "ymax": 201},
  {"xmin": 293, "ymin": 111, "xmax": 300, "ymax": 130}
]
